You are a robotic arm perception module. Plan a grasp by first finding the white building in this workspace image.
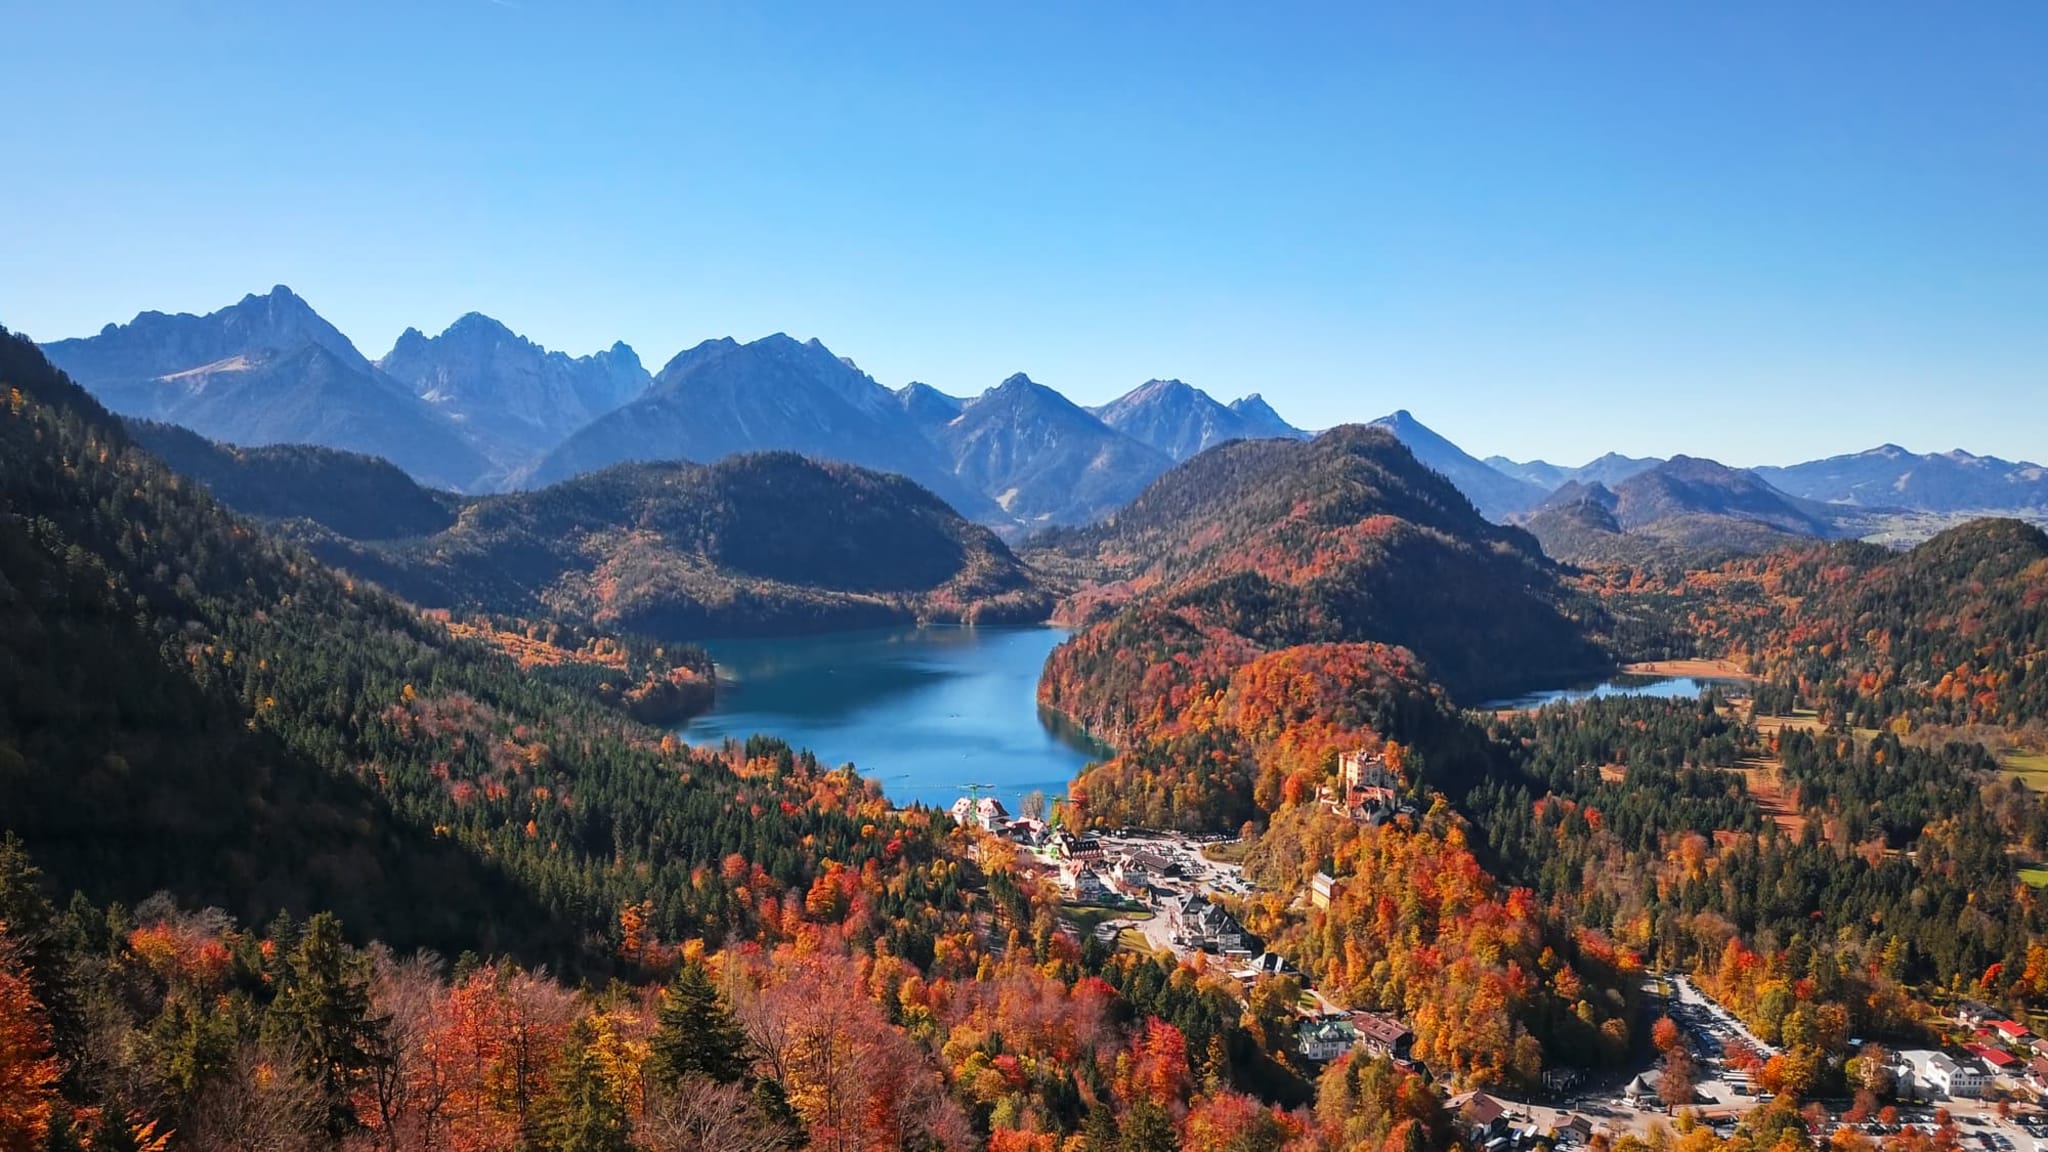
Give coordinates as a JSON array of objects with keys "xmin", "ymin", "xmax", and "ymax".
[
  {"xmin": 1894, "ymin": 1050, "xmax": 1990, "ymax": 1099},
  {"xmin": 1299, "ymin": 1016, "xmax": 1359, "ymax": 1062},
  {"xmin": 949, "ymin": 796, "xmax": 1012, "ymax": 832}
]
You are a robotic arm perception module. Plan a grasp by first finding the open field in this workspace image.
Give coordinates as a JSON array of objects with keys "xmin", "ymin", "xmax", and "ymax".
[
  {"xmin": 2002, "ymin": 749, "xmax": 2048, "ymax": 786},
  {"xmin": 1749, "ymin": 708, "xmax": 1825, "ymax": 736},
  {"xmin": 2019, "ymin": 866, "xmax": 2048, "ymax": 889},
  {"xmin": 1625, "ymin": 658, "xmax": 1754, "ymax": 680},
  {"xmin": 1734, "ymin": 759, "xmax": 1808, "ymax": 838},
  {"xmin": 1061, "ymin": 904, "xmax": 1150, "ymax": 935}
]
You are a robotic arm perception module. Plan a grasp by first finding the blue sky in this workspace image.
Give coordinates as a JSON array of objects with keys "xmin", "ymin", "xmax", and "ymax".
[{"xmin": 3, "ymin": 2, "xmax": 2044, "ymax": 466}]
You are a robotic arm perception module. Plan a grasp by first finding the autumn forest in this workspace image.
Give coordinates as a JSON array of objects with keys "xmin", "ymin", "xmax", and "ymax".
[{"xmin": 5, "ymin": 324, "xmax": 2048, "ymax": 1152}]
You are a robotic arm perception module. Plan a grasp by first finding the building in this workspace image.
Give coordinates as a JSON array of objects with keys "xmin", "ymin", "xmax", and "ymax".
[
  {"xmin": 1229, "ymin": 952, "xmax": 1300, "ymax": 985},
  {"xmin": 1350, "ymin": 1012, "xmax": 1414, "ymax": 1060},
  {"xmin": 1992, "ymin": 1019, "xmax": 2037, "ymax": 1044},
  {"xmin": 1446, "ymin": 1091, "xmax": 1510, "ymax": 1139},
  {"xmin": 1967, "ymin": 1043, "xmax": 2020, "ymax": 1073},
  {"xmin": 1895, "ymin": 1050, "xmax": 1991, "ymax": 1099},
  {"xmin": 1340, "ymin": 749, "xmax": 1397, "ymax": 791},
  {"xmin": 1624, "ymin": 1070, "xmax": 1665, "ymax": 1107},
  {"xmin": 1311, "ymin": 871, "xmax": 1342, "ymax": 910},
  {"xmin": 1057, "ymin": 860, "xmax": 1110, "ymax": 902},
  {"xmin": 1165, "ymin": 892, "xmax": 1247, "ymax": 953},
  {"xmin": 949, "ymin": 796, "xmax": 1011, "ymax": 832},
  {"xmin": 1299, "ymin": 1016, "xmax": 1359, "ymax": 1062},
  {"xmin": 1955, "ymin": 1001, "xmax": 2007, "ymax": 1027}
]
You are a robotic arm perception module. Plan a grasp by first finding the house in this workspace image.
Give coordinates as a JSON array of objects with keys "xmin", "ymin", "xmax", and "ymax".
[
  {"xmin": 1446, "ymin": 1091, "xmax": 1509, "ymax": 1138},
  {"xmin": 1230, "ymin": 952, "xmax": 1300, "ymax": 985},
  {"xmin": 1351, "ymin": 1011, "xmax": 1413, "ymax": 1060},
  {"xmin": 1993, "ymin": 1019, "xmax": 2038, "ymax": 1044},
  {"xmin": 1057, "ymin": 860, "xmax": 1110, "ymax": 902},
  {"xmin": 2024, "ymin": 1057, "xmax": 2048, "ymax": 1095},
  {"xmin": 1967, "ymin": 1043, "xmax": 2020, "ymax": 1073},
  {"xmin": 1895, "ymin": 1050, "xmax": 1990, "ymax": 1099},
  {"xmin": 1105, "ymin": 858, "xmax": 1158, "ymax": 903},
  {"xmin": 1956, "ymin": 1001, "xmax": 2008, "ymax": 1027},
  {"xmin": 949, "ymin": 796, "xmax": 1011, "ymax": 832},
  {"xmin": 1625, "ymin": 1070, "xmax": 1666, "ymax": 1106},
  {"xmin": 1311, "ymin": 871, "xmax": 1342, "ymax": 910},
  {"xmin": 1164, "ymin": 892, "xmax": 1247, "ymax": 953},
  {"xmin": 1299, "ymin": 1016, "xmax": 1359, "ymax": 1062}
]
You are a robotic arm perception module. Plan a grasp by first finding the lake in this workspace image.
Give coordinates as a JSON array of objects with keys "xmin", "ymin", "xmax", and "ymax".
[
  {"xmin": 680, "ymin": 626, "xmax": 1103, "ymax": 810},
  {"xmin": 1484, "ymin": 673, "xmax": 1735, "ymax": 711}
]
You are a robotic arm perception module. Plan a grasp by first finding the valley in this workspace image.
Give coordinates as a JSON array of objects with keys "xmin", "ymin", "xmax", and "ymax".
[{"xmin": 6, "ymin": 323, "xmax": 2048, "ymax": 1152}]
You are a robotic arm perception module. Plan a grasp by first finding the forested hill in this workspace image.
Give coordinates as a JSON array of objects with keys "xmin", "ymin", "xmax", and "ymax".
[
  {"xmin": 1598, "ymin": 516, "xmax": 2048, "ymax": 731},
  {"xmin": 0, "ymin": 326, "xmax": 950, "ymax": 970},
  {"xmin": 301, "ymin": 451, "xmax": 1054, "ymax": 639},
  {"xmin": 1029, "ymin": 425, "xmax": 1609, "ymax": 830},
  {"xmin": 1034, "ymin": 424, "xmax": 1609, "ymax": 709},
  {"xmin": 124, "ymin": 418, "xmax": 460, "ymax": 539}
]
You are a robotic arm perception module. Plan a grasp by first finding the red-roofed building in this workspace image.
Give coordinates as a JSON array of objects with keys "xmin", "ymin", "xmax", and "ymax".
[
  {"xmin": 1993, "ymin": 1019, "xmax": 2036, "ymax": 1043},
  {"xmin": 1967, "ymin": 1043, "xmax": 2020, "ymax": 1071}
]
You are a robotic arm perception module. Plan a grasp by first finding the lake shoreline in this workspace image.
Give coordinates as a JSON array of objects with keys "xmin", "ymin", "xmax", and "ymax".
[{"xmin": 1623, "ymin": 658, "xmax": 1754, "ymax": 680}]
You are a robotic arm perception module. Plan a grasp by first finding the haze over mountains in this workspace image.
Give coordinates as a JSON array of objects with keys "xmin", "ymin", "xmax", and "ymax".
[{"xmin": 35, "ymin": 286, "xmax": 2048, "ymax": 559}]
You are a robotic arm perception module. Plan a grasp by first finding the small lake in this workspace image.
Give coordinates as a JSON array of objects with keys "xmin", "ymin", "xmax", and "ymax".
[
  {"xmin": 680, "ymin": 626, "xmax": 1102, "ymax": 810},
  {"xmin": 1485, "ymin": 674, "xmax": 1736, "ymax": 711}
]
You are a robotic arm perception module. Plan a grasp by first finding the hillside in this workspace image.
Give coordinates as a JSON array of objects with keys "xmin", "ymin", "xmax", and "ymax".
[
  {"xmin": 930, "ymin": 373, "xmax": 1173, "ymax": 527},
  {"xmin": 308, "ymin": 453, "xmax": 1053, "ymax": 639},
  {"xmin": 1600, "ymin": 517, "xmax": 2048, "ymax": 731},
  {"xmin": 1519, "ymin": 456, "xmax": 1849, "ymax": 564},
  {"xmin": 41, "ymin": 286, "xmax": 493, "ymax": 491},
  {"xmin": 125, "ymin": 419, "xmax": 459, "ymax": 539},
  {"xmin": 1033, "ymin": 426, "xmax": 1608, "ymax": 752},
  {"xmin": 0, "ymin": 325, "xmax": 941, "ymax": 969}
]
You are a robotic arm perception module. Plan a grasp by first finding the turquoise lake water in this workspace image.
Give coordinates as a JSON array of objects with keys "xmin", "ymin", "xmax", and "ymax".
[{"xmin": 681, "ymin": 626, "xmax": 1102, "ymax": 810}]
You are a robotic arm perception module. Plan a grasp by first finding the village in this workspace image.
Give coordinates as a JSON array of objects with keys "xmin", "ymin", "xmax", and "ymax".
[{"xmin": 953, "ymin": 750, "xmax": 2048, "ymax": 1151}]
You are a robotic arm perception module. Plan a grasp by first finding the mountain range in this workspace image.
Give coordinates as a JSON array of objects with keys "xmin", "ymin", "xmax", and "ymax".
[
  {"xmin": 1516, "ymin": 455, "xmax": 1857, "ymax": 565},
  {"xmin": 36, "ymin": 286, "xmax": 2048, "ymax": 552},
  {"xmin": 39, "ymin": 288, "xmax": 1308, "ymax": 534},
  {"xmin": 1754, "ymin": 444, "xmax": 2048, "ymax": 513}
]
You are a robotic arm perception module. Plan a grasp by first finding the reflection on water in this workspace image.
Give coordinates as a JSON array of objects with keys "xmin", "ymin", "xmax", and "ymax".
[
  {"xmin": 683, "ymin": 626, "xmax": 1103, "ymax": 810},
  {"xmin": 1485, "ymin": 674, "xmax": 1733, "ymax": 711}
]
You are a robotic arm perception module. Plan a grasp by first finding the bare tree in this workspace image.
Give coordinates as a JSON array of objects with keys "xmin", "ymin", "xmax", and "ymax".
[
  {"xmin": 182, "ymin": 1042, "xmax": 325, "ymax": 1152},
  {"xmin": 638, "ymin": 1079, "xmax": 788, "ymax": 1152},
  {"xmin": 348, "ymin": 948, "xmax": 447, "ymax": 1152}
]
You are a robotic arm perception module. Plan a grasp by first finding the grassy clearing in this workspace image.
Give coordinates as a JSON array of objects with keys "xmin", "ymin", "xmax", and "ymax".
[
  {"xmin": 1061, "ymin": 904, "xmax": 1150, "ymax": 935},
  {"xmin": 1200, "ymin": 840, "xmax": 1247, "ymax": 865},
  {"xmin": 2002, "ymin": 750, "xmax": 2048, "ymax": 786},
  {"xmin": 2018, "ymin": 866, "xmax": 2048, "ymax": 889}
]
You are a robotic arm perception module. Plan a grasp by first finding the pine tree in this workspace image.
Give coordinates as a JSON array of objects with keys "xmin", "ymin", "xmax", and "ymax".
[
  {"xmin": 264, "ymin": 912, "xmax": 383, "ymax": 1135},
  {"xmin": 1082, "ymin": 1102, "xmax": 1120, "ymax": 1150},
  {"xmin": 649, "ymin": 960, "xmax": 750, "ymax": 1086},
  {"xmin": 537, "ymin": 1018, "xmax": 633, "ymax": 1152},
  {"xmin": 1120, "ymin": 1100, "xmax": 1177, "ymax": 1152}
]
